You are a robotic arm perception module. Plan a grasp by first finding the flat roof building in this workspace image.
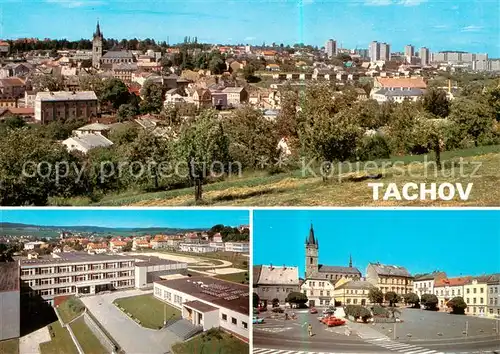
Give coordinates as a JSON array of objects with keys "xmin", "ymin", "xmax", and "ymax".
[
  {"xmin": 0, "ymin": 262, "xmax": 20, "ymax": 341},
  {"xmin": 34, "ymin": 91, "xmax": 98, "ymax": 123},
  {"xmin": 20, "ymin": 253, "xmax": 187, "ymax": 306},
  {"xmin": 154, "ymin": 276, "xmax": 249, "ymax": 342}
]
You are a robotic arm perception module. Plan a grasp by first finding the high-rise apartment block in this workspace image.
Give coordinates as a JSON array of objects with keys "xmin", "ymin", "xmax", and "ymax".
[
  {"xmin": 326, "ymin": 39, "xmax": 337, "ymax": 59},
  {"xmin": 370, "ymin": 41, "xmax": 390, "ymax": 62},
  {"xmin": 404, "ymin": 45, "xmax": 415, "ymax": 63},
  {"xmin": 420, "ymin": 47, "xmax": 430, "ymax": 66}
]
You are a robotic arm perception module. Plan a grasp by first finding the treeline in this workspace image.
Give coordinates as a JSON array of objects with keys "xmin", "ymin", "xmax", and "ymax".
[
  {"xmin": 0, "ymin": 80, "xmax": 498, "ymax": 206},
  {"xmin": 208, "ymin": 225, "xmax": 249, "ymax": 242}
]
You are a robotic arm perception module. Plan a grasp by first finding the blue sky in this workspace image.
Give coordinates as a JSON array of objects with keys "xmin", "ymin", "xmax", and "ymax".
[
  {"xmin": 0, "ymin": 209, "xmax": 249, "ymax": 228},
  {"xmin": 1, "ymin": 0, "xmax": 498, "ymax": 56},
  {"xmin": 253, "ymin": 209, "xmax": 500, "ymax": 278}
]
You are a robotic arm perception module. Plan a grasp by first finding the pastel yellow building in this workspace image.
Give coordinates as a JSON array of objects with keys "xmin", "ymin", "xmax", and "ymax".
[
  {"xmin": 464, "ymin": 276, "xmax": 490, "ymax": 316},
  {"xmin": 333, "ymin": 278, "xmax": 375, "ymax": 306},
  {"xmin": 366, "ymin": 263, "xmax": 413, "ymax": 297}
]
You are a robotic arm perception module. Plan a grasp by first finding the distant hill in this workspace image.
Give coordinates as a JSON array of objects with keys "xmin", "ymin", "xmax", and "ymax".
[{"xmin": 0, "ymin": 222, "xmax": 207, "ymax": 238}]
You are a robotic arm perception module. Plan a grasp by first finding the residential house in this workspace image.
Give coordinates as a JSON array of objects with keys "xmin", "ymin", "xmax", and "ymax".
[
  {"xmin": 0, "ymin": 107, "xmax": 34, "ymax": 121},
  {"xmin": 0, "ymin": 41, "xmax": 9, "ymax": 55},
  {"xmin": 371, "ymin": 88, "xmax": 425, "ymax": 103},
  {"xmin": 413, "ymin": 271, "xmax": 447, "ymax": 299},
  {"xmin": 109, "ymin": 239, "xmax": 127, "ymax": 252},
  {"xmin": 487, "ymin": 274, "xmax": 500, "ymax": 317},
  {"xmin": 132, "ymin": 239, "xmax": 150, "ymax": 251},
  {"xmin": 228, "ymin": 60, "xmax": 246, "ymax": 72},
  {"xmin": 253, "ymin": 265, "xmax": 300, "ymax": 306},
  {"xmin": 366, "ymin": 263, "xmax": 413, "ymax": 297},
  {"xmin": 261, "ymin": 50, "xmax": 277, "ymax": 61},
  {"xmin": 266, "ymin": 64, "xmax": 280, "ymax": 72},
  {"xmin": 434, "ymin": 277, "xmax": 471, "ymax": 310},
  {"xmin": 164, "ymin": 88, "xmax": 187, "ymax": 106},
  {"xmin": 211, "ymin": 91, "xmax": 228, "ymax": 109},
  {"xmin": 0, "ymin": 63, "xmax": 32, "ymax": 78},
  {"xmin": 151, "ymin": 235, "xmax": 169, "ymax": 250},
  {"xmin": 300, "ymin": 277, "xmax": 335, "ymax": 307},
  {"xmin": 312, "ymin": 68, "xmax": 333, "ymax": 80},
  {"xmin": 86, "ymin": 242, "xmax": 108, "ymax": 254},
  {"xmin": 62, "ymin": 134, "xmax": 113, "ymax": 154},
  {"xmin": 333, "ymin": 278, "xmax": 376, "ymax": 306},
  {"xmin": 187, "ymin": 88, "xmax": 212, "ymax": 109},
  {"xmin": 222, "ymin": 87, "xmax": 248, "ymax": 107},
  {"xmin": 100, "ymin": 51, "xmax": 135, "ymax": 68},
  {"xmin": 74, "ymin": 122, "xmax": 112, "ymax": 137},
  {"xmin": 0, "ymin": 77, "xmax": 27, "ymax": 98},
  {"xmin": 370, "ymin": 76, "xmax": 427, "ymax": 103},
  {"xmin": 464, "ymin": 276, "xmax": 490, "ymax": 316},
  {"xmin": 355, "ymin": 88, "xmax": 368, "ymax": 101},
  {"xmin": 212, "ymin": 233, "xmax": 223, "ymax": 243},
  {"xmin": 209, "ymin": 242, "xmax": 225, "ymax": 251}
]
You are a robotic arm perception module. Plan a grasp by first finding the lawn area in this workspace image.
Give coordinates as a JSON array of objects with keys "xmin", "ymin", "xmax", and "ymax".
[
  {"xmin": 70, "ymin": 317, "xmax": 108, "ymax": 354},
  {"xmin": 113, "ymin": 294, "xmax": 181, "ymax": 329},
  {"xmin": 56, "ymin": 297, "xmax": 85, "ymax": 324},
  {"xmin": 52, "ymin": 145, "xmax": 500, "ymax": 206},
  {"xmin": 0, "ymin": 338, "xmax": 19, "ymax": 354},
  {"xmin": 39, "ymin": 321, "xmax": 78, "ymax": 354},
  {"xmin": 172, "ymin": 328, "xmax": 248, "ymax": 354},
  {"xmin": 214, "ymin": 272, "xmax": 249, "ymax": 284}
]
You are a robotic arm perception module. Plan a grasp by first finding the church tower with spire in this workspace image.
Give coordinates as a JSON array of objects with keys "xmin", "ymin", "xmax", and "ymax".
[
  {"xmin": 92, "ymin": 21, "xmax": 103, "ymax": 69},
  {"xmin": 305, "ymin": 224, "xmax": 319, "ymax": 278}
]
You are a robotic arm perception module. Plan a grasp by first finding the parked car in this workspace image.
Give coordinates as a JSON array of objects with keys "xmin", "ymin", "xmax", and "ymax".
[
  {"xmin": 272, "ymin": 307, "xmax": 284, "ymax": 313},
  {"xmin": 253, "ymin": 316, "xmax": 264, "ymax": 324},
  {"xmin": 309, "ymin": 307, "xmax": 318, "ymax": 314},
  {"xmin": 325, "ymin": 318, "xmax": 345, "ymax": 327}
]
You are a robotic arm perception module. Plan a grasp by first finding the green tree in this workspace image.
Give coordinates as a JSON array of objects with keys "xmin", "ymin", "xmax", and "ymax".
[
  {"xmin": 448, "ymin": 97, "xmax": 495, "ymax": 147},
  {"xmin": 285, "ymin": 291, "xmax": 308, "ymax": 306},
  {"xmin": 447, "ymin": 296, "xmax": 467, "ymax": 314},
  {"xmin": 384, "ymin": 291, "xmax": 400, "ymax": 306},
  {"xmin": 117, "ymin": 103, "xmax": 139, "ymax": 121},
  {"xmin": 108, "ymin": 124, "xmax": 139, "ymax": 146},
  {"xmin": 368, "ymin": 288, "xmax": 384, "ymax": 305},
  {"xmin": 177, "ymin": 110, "xmax": 230, "ymax": 201},
  {"xmin": 421, "ymin": 293, "xmax": 438, "ymax": 310},
  {"xmin": 253, "ymin": 292, "xmax": 260, "ymax": 308},
  {"xmin": 403, "ymin": 292, "xmax": 420, "ymax": 308},
  {"xmin": 32, "ymin": 74, "xmax": 64, "ymax": 92},
  {"xmin": 126, "ymin": 131, "xmax": 171, "ymax": 190},
  {"xmin": 100, "ymin": 78, "xmax": 130, "ymax": 110},
  {"xmin": 225, "ymin": 106, "xmax": 278, "ymax": 169},
  {"xmin": 122, "ymin": 241, "xmax": 132, "ymax": 252},
  {"xmin": 140, "ymin": 80, "xmax": 165, "ymax": 114},
  {"xmin": 3, "ymin": 115, "xmax": 26, "ymax": 129},
  {"xmin": 422, "ymin": 88, "xmax": 450, "ymax": 118},
  {"xmin": 0, "ymin": 129, "xmax": 86, "ymax": 205},
  {"xmin": 276, "ymin": 88, "xmax": 299, "ymax": 141},
  {"xmin": 242, "ymin": 64, "xmax": 257, "ymax": 82}
]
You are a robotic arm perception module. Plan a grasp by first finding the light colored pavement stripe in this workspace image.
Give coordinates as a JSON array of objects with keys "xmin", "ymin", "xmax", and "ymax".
[
  {"xmin": 253, "ymin": 350, "xmax": 276, "ymax": 354},
  {"xmin": 252, "ymin": 350, "xmax": 270, "ymax": 354},
  {"xmin": 380, "ymin": 343, "xmax": 416, "ymax": 348},
  {"xmin": 401, "ymin": 349, "xmax": 436, "ymax": 354},
  {"xmin": 414, "ymin": 351, "xmax": 437, "ymax": 354}
]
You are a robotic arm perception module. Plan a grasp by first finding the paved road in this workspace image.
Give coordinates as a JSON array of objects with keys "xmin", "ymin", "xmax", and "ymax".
[
  {"xmin": 254, "ymin": 309, "xmax": 500, "ymax": 353},
  {"xmin": 80, "ymin": 289, "xmax": 181, "ymax": 354}
]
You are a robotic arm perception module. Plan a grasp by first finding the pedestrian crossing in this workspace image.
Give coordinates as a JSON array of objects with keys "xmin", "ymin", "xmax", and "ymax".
[
  {"xmin": 254, "ymin": 326, "xmax": 293, "ymax": 333},
  {"xmin": 363, "ymin": 337, "xmax": 443, "ymax": 354},
  {"xmin": 253, "ymin": 348, "xmax": 496, "ymax": 354}
]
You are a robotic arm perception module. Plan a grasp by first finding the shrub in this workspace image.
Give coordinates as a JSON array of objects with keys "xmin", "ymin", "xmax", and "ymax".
[
  {"xmin": 357, "ymin": 135, "xmax": 391, "ymax": 161},
  {"xmin": 371, "ymin": 304, "xmax": 389, "ymax": 318},
  {"xmin": 345, "ymin": 305, "xmax": 372, "ymax": 322}
]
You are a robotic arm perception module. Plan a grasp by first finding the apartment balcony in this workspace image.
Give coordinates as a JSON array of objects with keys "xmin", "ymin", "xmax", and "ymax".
[{"xmin": 21, "ymin": 266, "xmax": 135, "ymax": 280}]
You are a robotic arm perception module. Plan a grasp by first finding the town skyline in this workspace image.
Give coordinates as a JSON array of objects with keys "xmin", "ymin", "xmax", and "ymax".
[
  {"xmin": 0, "ymin": 209, "xmax": 250, "ymax": 229},
  {"xmin": 1, "ymin": 0, "xmax": 499, "ymax": 56},
  {"xmin": 253, "ymin": 209, "xmax": 500, "ymax": 278}
]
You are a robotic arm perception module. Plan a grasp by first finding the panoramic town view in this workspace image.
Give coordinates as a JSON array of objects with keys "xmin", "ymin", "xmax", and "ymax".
[
  {"xmin": 0, "ymin": 0, "xmax": 499, "ymax": 206},
  {"xmin": 0, "ymin": 209, "xmax": 250, "ymax": 354},
  {"xmin": 252, "ymin": 209, "xmax": 500, "ymax": 354}
]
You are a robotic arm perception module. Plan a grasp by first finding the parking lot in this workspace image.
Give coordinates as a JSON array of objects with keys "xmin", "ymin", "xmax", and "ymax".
[{"xmin": 371, "ymin": 308, "xmax": 500, "ymax": 340}]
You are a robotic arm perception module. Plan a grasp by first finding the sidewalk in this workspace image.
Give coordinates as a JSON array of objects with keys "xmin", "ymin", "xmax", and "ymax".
[{"xmin": 346, "ymin": 319, "xmax": 390, "ymax": 340}]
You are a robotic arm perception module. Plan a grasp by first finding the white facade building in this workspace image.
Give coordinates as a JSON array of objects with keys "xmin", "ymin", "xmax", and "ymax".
[
  {"xmin": 24, "ymin": 241, "xmax": 46, "ymax": 250},
  {"xmin": 224, "ymin": 242, "xmax": 249, "ymax": 253},
  {"xmin": 153, "ymin": 277, "xmax": 249, "ymax": 341},
  {"xmin": 179, "ymin": 243, "xmax": 214, "ymax": 253}
]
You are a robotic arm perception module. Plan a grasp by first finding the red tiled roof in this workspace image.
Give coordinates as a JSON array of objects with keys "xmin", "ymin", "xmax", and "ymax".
[
  {"xmin": 434, "ymin": 276, "xmax": 472, "ymax": 287},
  {"xmin": 376, "ymin": 77, "xmax": 427, "ymax": 89},
  {"xmin": 0, "ymin": 77, "xmax": 25, "ymax": 87},
  {"xmin": 0, "ymin": 41, "xmax": 9, "ymax": 46}
]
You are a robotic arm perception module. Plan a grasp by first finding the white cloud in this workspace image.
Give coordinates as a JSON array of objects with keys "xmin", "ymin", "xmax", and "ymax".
[
  {"xmin": 244, "ymin": 36, "xmax": 256, "ymax": 41},
  {"xmin": 461, "ymin": 25, "xmax": 483, "ymax": 32},
  {"xmin": 433, "ymin": 24, "xmax": 449, "ymax": 29}
]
